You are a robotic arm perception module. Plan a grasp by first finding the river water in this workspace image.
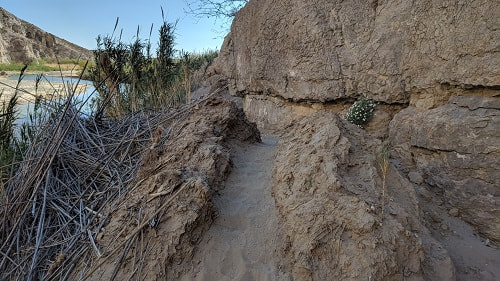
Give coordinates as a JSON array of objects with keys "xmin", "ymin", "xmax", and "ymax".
[
  {"xmin": 8, "ymin": 74, "xmax": 93, "ymax": 85},
  {"xmin": 8, "ymin": 74, "xmax": 98, "ymax": 125}
]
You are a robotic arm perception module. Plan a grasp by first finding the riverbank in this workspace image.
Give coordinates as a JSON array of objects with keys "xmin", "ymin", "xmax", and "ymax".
[
  {"xmin": 0, "ymin": 69, "xmax": 84, "ymax": 78},
  {"xmin": 0, "ymin": 72, "xmax": 92, "ymax": 104}
]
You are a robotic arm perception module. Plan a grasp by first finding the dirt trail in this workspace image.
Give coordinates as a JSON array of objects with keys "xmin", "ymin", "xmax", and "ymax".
[{"xmin": 179, "ymin": 136, "xmax": 289, "ymax": 281}]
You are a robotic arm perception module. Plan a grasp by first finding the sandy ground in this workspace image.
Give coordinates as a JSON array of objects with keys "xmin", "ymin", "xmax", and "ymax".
[
  {"xmin": 179, "ymin": 136, "xmax": 290, "ymax": 281},
  {"xmin": 441, "ymin": 219, "xmax": 500, "ymax": 281},
  {"xmin": 418, "ymin": 186, "xmax": 500, "ymax": 281}
]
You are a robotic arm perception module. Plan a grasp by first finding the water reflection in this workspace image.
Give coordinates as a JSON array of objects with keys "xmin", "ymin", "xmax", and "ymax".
[{"xmin": 12, "ymin": 74, "xmax": 98, "ymax": 125}]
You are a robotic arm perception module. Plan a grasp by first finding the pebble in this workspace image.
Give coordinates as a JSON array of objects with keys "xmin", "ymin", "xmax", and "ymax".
[
  {"xmin": 416, "ymin": 186, "xmax": 433, "ymax": 201},
  {"xmin": 429, "ymin": 211, "xmax": 442, "ymax": 223},
  {"xmin": 448, "ymin": 208, "xmax": 459, "ymax": 217},
  {"xmin": 408, "ymin": 171, "xmax": 424, "ymax": 185}
]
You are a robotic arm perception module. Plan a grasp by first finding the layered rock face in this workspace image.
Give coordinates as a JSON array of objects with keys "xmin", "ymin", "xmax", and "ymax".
[
  {"xmin": 210, "ymin": 0, "xmax": 500, "ymax": 277},
  {"xmin": 0, "ymin": 8, "xmax": 92, "ymax": 63},
  {"xmin": 214, "ymin": 0, "xmax": 498, "ymax": 103},
  {"xmin": 390, "ymin": 96, "xmax": 500, "ymax": 245},
  {"xmin": 212, "ymin": 0, "xmax": 499, "ymax": 248}
]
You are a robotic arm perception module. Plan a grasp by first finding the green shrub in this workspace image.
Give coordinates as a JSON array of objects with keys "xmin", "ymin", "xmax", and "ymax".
[
  {"xmin": 345, "ymin": 99, "xmax": 376, "ymax": 128},
  {"xmin": 0, "ymin": 63, "xmax": 57, "ymax": 72},
  {"xmin": 176, "ymin": 49, "xmax": 219, "ymax": 102}
]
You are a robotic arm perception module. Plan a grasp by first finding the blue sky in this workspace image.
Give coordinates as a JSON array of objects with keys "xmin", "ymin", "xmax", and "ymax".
[{"xmin": 0, "ymin": 0, "xmax": 230, "ymax": 53}]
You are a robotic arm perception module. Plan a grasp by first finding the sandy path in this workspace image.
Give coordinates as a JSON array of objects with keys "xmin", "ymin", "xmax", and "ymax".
[
  {"xmin": 421, "ymin": 197, "xmax": 500, "ymax": 280},
  {"xmin": 179, "ymin": 136, "xmax": 289, "ymax": 281}
]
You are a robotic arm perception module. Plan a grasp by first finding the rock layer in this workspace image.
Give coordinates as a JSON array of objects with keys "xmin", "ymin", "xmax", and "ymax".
[
  {"xmin": 0, "ymin": 8, "xmax": 92, "ymax": 63},
  {"xmin": 211, "ymin": 0, "xmax": 500, "ymax": 249},
  {"xmin": 214, "ymin": 0, "xmax": 499, "ymax": 103},
  {"xmin": 390, "ymin": 96, "xmax": 500, "ymax": 245}
]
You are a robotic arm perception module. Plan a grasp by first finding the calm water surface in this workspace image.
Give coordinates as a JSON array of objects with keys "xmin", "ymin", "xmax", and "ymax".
[{"xmin": 10, "ymin": 74, "xmax": 98, "ymax": 125}]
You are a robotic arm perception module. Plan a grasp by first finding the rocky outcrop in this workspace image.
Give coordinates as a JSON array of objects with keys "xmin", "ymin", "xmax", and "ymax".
[
  {"xmin": 272, "ymin": 112, "xmax": 455, "ymax": 281},
  {"xmin": 211, "ymin": 0, "xmax": 500, "ymax": 249},
  {"xmin": 389, "ymin": 96, "xmax": 500, "ymax": 245},
  {"xmin": 214, "ymin": 0, "xmax": 498, "ymax": 104},
  {"xmin": 0, "ymin": 8, "xmax": 92, "ymax": 63}
]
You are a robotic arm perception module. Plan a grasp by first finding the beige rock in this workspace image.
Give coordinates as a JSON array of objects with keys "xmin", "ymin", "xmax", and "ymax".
[
  {"xmin": 272, "ymin": 111, "xmax": 454, "ymax": 280},
  {"xmin": 449, "ymin": 208, "xmax": 459, "ymax": 217},
  {"xmin": 213, "ymin": 0, "xmax": 499, "ymax": 104},
  {"xmin": 389, "ymin": 96, "xmax": 500, "ymax": 246},
  {"xmin": 408, "ymin": 171, "xmax": 424, "ymax": 185}
]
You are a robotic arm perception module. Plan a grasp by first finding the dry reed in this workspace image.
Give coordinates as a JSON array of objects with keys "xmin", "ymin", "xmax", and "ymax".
[{"xmin": 0, "ymin": 70, "xmax": 225, "ymax": 280}]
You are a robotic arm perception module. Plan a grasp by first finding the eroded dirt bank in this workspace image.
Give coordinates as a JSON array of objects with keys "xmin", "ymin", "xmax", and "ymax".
[
  {"xmin": 272, "ymin": 112, "xmax": 455, "ymax": 281},
  {"xmin": 71, "ymin": 98, "xmax": 262, "ymax": 280}
]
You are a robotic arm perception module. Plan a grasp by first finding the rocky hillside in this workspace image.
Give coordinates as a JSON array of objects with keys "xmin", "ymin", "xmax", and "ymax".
[{"xmin": 0, "ymin": 7, "xmax": 92, "ymax": 63}]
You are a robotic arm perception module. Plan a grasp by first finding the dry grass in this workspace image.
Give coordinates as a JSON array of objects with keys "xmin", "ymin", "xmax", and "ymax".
[
  {"xmin": 0, "ymin": 81, "xmax": 226, "ymax": 280},
  {"xmin": 376, "ymin": 146, "xmax": 390, "ymax": 220}
]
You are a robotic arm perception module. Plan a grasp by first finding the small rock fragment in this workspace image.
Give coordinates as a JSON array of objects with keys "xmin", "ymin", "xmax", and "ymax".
[
  {"xmin": 408, "ymin": 171, "xmax": 424, "ymax": 185},
  {"xmin": 448, "ymin": 208, "xmax": 459, "ymax": 217},
  {"xmin": 416, "ymin": 186, "xmax": 433, "ymax": 201},
  {"xmin": 430, "ymin": 211, "xmax": 442, "ymax": 223}
]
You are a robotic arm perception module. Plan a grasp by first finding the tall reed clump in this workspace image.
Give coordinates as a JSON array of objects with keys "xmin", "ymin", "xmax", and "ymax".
[
  {"xmin": 178, "ymin": 49, "xmax": 219, "ymax": 103},
  {"xmin": 0, "ymin": 67, "xmax": 26, "ymax": 193},
  {"xmin": 0, "ymin": 91, "xmax": 18, "ymax": 192},
  {"xmin": 89, "ymin": 11, "xmax": 218, "ymax": 119},
  {"xmin": 0, "ymin": 61, "xmax": 227, "ymax": 280}
]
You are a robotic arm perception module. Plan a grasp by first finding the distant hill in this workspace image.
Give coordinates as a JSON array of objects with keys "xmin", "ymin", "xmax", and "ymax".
[{"xmin": 0, "ymin": 7, "xmax": 92, "ymax": 63}]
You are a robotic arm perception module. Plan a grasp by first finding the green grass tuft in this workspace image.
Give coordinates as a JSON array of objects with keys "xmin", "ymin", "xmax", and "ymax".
[{"xmin": 0, "ymin": 63, "xmax": 57, "ymax": 72}]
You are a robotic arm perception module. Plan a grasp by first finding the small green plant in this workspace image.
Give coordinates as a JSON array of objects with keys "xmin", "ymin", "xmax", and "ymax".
[{"xmin": 345, "ymin": 99, "xmax": 376, "ymax": 128}]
